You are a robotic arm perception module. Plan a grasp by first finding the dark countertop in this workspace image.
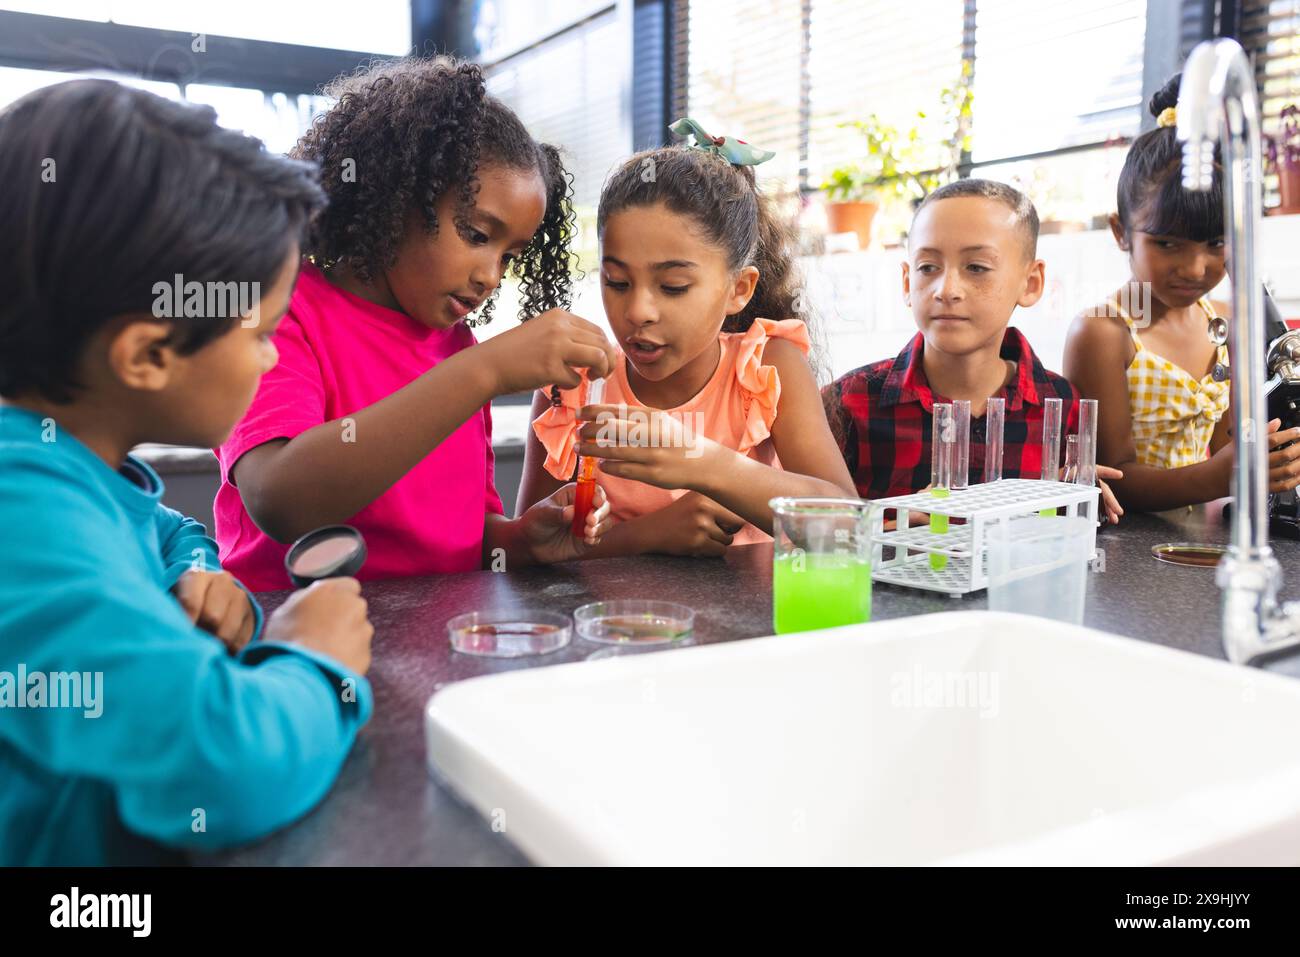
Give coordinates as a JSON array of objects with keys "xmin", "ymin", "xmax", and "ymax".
[{"xmin": 203, "ymin": 503, "xmax": 1300, "ymax": 866}]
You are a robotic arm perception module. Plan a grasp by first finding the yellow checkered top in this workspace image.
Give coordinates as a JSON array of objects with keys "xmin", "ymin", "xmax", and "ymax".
[{"xmin": 1121, "ymin": 298, "xmax": 1230, "ymax": 469}]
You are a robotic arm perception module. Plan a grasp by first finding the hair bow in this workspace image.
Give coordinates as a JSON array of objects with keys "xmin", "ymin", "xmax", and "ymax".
[{"xmin": 669, "ymin": 117, "xmax": 775, "ymax": 166}]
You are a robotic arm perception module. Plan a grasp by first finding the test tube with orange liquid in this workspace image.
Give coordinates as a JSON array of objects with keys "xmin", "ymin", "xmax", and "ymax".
[{"xmin": 571, "ymin": 376, "xmax": 605, "ymax": 539}]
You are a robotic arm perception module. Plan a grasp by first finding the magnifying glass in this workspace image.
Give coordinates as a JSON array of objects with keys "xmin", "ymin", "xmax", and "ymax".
[{"xmin": 284, "ymin": 525, "xmax": 367, "ymax": 588}]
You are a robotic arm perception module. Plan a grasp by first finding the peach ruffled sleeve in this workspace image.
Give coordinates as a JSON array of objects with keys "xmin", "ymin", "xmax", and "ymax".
[
  {"xmin": 735, "ymin": 317, "xmax": 811, "ymax": 454},
  {"xmin": 531, "ymin": 379, "xmax": 593, "ymax": 480}
]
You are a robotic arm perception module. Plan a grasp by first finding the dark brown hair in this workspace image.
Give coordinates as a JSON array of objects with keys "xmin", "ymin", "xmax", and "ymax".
[
  {"xmin": 0, "ymin": 79, "xmax": 324, "ymax": 403},
  {"xmin": 596, "ymin": 146, "xmax": 800, "ymax": 332},
  {"xmin": 914, "ymin": 178, "xmax": 1040, "ymax": 258}
]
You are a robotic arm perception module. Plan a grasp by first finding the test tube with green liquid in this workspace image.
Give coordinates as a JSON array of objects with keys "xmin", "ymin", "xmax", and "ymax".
[{"xmin": 930, "ymin": 403, "xmax": 954, "ymax": 571}]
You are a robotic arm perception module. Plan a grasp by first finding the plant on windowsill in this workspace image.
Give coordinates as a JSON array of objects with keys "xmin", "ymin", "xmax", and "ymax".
[
  {"xmin": 1266, "ymin": 104, "xmax": 1300, "ymax": 215},
  {"xmin": 819, "ymin": 61, "xmax": 973, "ymax": 249}
]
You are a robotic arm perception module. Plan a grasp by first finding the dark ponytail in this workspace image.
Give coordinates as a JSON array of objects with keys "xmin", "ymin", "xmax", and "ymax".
[{"xmin": 1116, "ymin": 73, "xmax": 1224, "ymax": 242}]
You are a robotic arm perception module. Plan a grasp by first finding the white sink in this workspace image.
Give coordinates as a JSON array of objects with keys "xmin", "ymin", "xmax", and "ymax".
[{"xmin": 424, "ymin": 611, "xmax": 1300, "ymax": 865}]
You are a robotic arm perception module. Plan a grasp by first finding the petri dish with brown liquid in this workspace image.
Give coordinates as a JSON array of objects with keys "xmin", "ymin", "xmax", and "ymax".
[
  {"xmin": 1151, "ymin": 542, "xmax": 1228, "ymax": 568},
  {"xmin": 574, "ymin": 600, "xmax": 695, "ymax": 645},
  {"xmin": 447, "ymin": 610, "xmax": 572, "ymax": 657}
]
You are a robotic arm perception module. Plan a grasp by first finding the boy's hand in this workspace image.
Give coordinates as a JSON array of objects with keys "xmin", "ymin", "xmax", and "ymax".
[
  {"xmin": 174, "ymin": 569, "xmax": 257, "ymax": 654},
  {"xmin": 481, "ymin": 309, "xmax": 618, "ymax": 395},
  {"xmin": 578, "ymin": 404, "xmax": 725, "ymax": 491},
  {"xmin": 644, "ymin": 491, "xmax": 745, "ymax": 558},
  {"xmin": 264, "ymin": 578, "xmax": 374, "ymax": 676},
  {"xmin": 519, "ymin": 482, "xmax": 614, "ymax": 563}
]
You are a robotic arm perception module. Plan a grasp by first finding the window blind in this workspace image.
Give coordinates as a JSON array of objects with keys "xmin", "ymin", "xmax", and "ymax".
[
  {"xmin": 807, "ymin": 0, "xmax": 967, "ymax": 188},
  {"xmin": 482, "ymin": 6, "xmax": 629, "ymax": 211},
  {"xmin": 673, "ymin": 0, "xmax": 1148, "ymax": 191},
  {"xmin": 1242, "ymin": 1, "xmax": 1300, "ymax": 145}
]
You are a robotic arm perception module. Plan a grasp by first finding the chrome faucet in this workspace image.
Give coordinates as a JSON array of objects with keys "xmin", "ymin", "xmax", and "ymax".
[{"xmin": 1179, "ymin": 39, "xmax": 1300, "ymax": 665}]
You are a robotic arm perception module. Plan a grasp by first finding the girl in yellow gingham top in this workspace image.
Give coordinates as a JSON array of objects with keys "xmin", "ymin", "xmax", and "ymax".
[
  {"xmin": 1064, "ymin": 73, "xmax": 1300, "ymax": 510},
  {"xmin": 1119, "ymin": 297, "xmax": 1230, "ymax": 468}
]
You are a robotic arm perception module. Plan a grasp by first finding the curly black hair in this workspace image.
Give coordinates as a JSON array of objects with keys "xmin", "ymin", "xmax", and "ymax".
[{"xmin": 292, "ymin": 55, "xmax": 576, "ymax": 326}]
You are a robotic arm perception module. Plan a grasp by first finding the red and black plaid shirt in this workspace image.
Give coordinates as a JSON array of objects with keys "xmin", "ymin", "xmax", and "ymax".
[{"xmin": 823, "ymin": 328, "xmax": 1080, "ymax": 500}]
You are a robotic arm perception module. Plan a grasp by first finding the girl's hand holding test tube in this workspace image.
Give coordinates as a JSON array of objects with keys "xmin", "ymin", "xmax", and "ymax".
[
  {"xmin": 517, "ymin": 479, "xmax": 614, "ymax": 562},
  {"xmin": 517, "ymin": 372, "xmax": 616, "ymax": 563},
  {"xmin": 572, "ymin": 402, "xmax": 752, "ymax": 555},
  {"xmin": 575, "ymin": 404, "xmax": 724, "ymax": 492},
  {"xmin": 480, "ymin": 309, "xmax": 621, "ymax": 395}
]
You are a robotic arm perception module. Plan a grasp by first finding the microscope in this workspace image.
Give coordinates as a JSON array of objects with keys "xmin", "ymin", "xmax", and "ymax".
[
  {"xmin": 1220, "ymin": 285, "xmax": 1300, "ymax": 537},
  {"xmin": 1263, "ymin": 283, "xmax": 1300, "ymax": 538}
]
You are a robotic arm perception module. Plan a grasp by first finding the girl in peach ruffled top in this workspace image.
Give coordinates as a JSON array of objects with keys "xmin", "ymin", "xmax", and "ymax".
[{"xmin": 519, "ymin": 119, "xmax": 855, "ymax": 558}]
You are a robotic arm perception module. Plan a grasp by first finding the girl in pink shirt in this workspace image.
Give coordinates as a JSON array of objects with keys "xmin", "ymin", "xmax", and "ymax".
[
  {"xmin": 522, "ymin": 120, "xmax": 856, "ymax": 558},
  {"xmin": 215, "ymin": 57, "xmax": 618, "ymax": 590}
]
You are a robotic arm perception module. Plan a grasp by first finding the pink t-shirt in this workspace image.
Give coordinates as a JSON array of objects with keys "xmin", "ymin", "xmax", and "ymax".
[{"xmin": 214, "ymin": 261, "xmax": 503, "ymax": 591}]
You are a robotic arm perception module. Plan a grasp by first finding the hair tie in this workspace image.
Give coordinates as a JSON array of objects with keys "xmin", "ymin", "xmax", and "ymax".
[
  {"xmin": 669, "ymin": 117, "xmax": 775, "ymax": 166},
  {"xmin": 1156, "ymin": 106, "xmax": 1177, "ymax": 129}
]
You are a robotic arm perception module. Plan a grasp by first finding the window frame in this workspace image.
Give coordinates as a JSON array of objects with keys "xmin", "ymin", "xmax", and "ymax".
[{"xmin": 0, "ymin": 7, "xmax": 407, "ymax": 96}]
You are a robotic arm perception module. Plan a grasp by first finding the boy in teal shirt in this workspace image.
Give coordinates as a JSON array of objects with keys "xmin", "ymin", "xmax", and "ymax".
[{"xmin": 0, "ymin": 79, "xmax": 375, "ymax": 864}]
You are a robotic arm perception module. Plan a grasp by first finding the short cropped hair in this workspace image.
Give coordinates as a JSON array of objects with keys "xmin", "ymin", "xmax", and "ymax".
[{"xmin": 913, "ymin": 178, "xmax": 1040, "ymax": 259}]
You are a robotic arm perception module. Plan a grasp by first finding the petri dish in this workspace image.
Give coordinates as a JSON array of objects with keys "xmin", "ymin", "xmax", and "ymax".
[
  {"xmin": 574, "ymin": 600, "xmax": 695, "ymax": 645},
  {"xmin": 1151, "ymin": 542, "xmax": 1227, "ymax": 567},
  {"xmin": 447, "ymin": 610, "xmax": 572, "ymax": 658}
]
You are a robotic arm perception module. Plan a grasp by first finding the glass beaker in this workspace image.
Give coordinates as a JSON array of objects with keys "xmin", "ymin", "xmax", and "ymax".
[{"xmin": 770, "ymin": 497, "xmax": 875, "ymax": 634}]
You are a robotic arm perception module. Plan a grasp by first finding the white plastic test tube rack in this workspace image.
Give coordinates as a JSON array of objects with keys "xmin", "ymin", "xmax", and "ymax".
[{"xmin": 868, "ymin": 479, "xmax": 1101, "ymax": 598}]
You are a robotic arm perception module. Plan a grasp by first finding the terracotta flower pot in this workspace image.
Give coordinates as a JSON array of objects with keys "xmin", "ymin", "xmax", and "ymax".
[
  {"xmin": 1279, "ymin": 160, "xmax": 1300, "ymax": 214},
  {"xmin": 825, "ymin": 200, "xmax": 879, "ymax": 250}
]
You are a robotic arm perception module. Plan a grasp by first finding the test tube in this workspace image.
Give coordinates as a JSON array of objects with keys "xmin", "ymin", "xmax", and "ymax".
[
  {"xmin": 1040, "ymin": 397, "xmax": 1062, "ymax": 482},
  {"xmin": 931, "ymin": 402, "xmax": 954, "ymax": 490},
  {"xmin": 983, "ymin": 397, "xmax": 1005, "ymax": 483},
  {"xmin": 1076, "ymin": 398, "xmax": 1098, "ymax": 488},
  {"xmin": 951, "ymin": 400, "xmax": 970, "ymax": 490},
  {"xmin": 929, "ymin": 403, "xmax": 954, "ymax": 571},
  {"xmin": 570, "ymin": 375, "xmax": 606, "ymax": 538}
]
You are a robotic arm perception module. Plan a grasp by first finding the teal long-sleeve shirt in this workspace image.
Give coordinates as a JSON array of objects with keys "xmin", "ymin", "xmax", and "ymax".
[{"xmin": 0, "ymin": 406, "xmax": 373, "ymax": 864}]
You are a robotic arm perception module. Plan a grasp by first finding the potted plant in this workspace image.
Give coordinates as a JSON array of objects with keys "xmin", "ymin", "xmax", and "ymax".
[
  {"xmin": 820, "ymin": 62, "xmax": 973, "ymax": 249},
  {"xmin": 1266, "ymin": 104, "xmax": 1300, "ymax": 214}
]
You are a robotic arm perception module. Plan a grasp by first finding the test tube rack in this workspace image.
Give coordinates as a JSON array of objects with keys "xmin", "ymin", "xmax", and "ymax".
[{"xmin": 868, "ymin": 479, "xmax": 1100, "ymax": 598}]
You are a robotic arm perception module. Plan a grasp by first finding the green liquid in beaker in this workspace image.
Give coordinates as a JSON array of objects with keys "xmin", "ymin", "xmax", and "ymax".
[{"xmin": 773, "ymin": 553, "xmax": 872, "ymax": 634}]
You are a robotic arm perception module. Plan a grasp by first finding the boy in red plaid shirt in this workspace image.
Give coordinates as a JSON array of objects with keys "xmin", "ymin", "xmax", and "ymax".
[{"xmin": 824, "ymin": 179, "xmax": 1122, "ymax": 520}]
